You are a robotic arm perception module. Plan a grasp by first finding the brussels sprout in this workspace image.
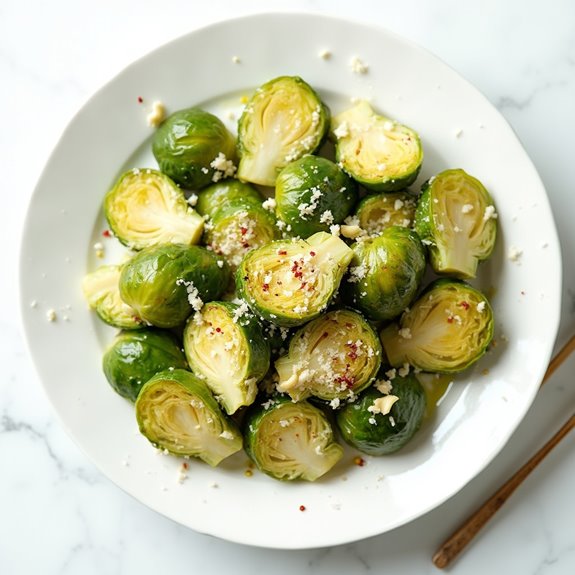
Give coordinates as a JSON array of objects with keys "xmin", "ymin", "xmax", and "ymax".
[
  {"xmin": 356, "ymin": 191, "xmax": 417, "ymax": 235},
  {"xmin": 104, "ymin": 169, "xmax": 204, "ymax": 250},
  {"xmin": 183, "ymin": 301, "xmax": 270, "ymax": 414},
  {"xmin": 152, "ymin": 108, "xmax": 237, "ymax": 190},
  {"xmin": 275, "ymin": 309, "xmax": 381, "ymax": 401},
  {"xmin": 103, "ymin": 329, "xmax": 188, "ymax": 401},
  {"xmin": 414, "ymin": 169, "xmax": 497, "ymax": 279},
  {"xmin": 205, "ymin": 197, "xmax": 280, "ymax": 269},
  {"xmin": 82, "ymin": 264, "xmax": 143, "ymax": 329},
  {"xmin": 274, "ymin": 156, "xmax": 357, "ymax": 237},
  {"xmin": 380, "ymin": 279, "xmax": 494, "ymax": 373},
  {"xmin": 236, "ymin": 231, "xmax": 353, "ymax": 327},
  {"xmin": 136, "ymin": 369, "xmax": 242, "ymax": 465},
  {"xmin": 237, "ymin": 76, "xmax": 330, "ymax": 186},
  {"xmin": 119, "ymin": 244, "xmax": 229, "ymax": 328},
  {"xmin": 194, "ymin": 180, "xmax": 263, "ymax": 218},
  {"xmin": 342, "ymin": 226, "xmax": 426, "ymax": 321},
  {"xmin": 244, "ymin": 395, "xmax": 343, "ymax": 481},
  {"xmin": 336, "ymin": 374, "xmax": 427, "ymax": 455},
  {"xmin": 332, "ymin": 101, "xmax": 423, "ymax": 191}
]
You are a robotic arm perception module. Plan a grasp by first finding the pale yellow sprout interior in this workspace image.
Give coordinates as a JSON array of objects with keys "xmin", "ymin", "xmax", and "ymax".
[
  {"xmin": 359, "ymin": 192, "xmax": 417, "ymax": 235},
  {"xmin": 108, "ymin": 171, "xmax": 203, "ymax": 248},
  {"xmin": 430, "ymin": 171, "xmax": 497, "ymax": 277},
  {"xmin": 276, "ymin": 310, "xmax": 380, "ymax": 400},
  {"xmin": 333, "ymin": 101, "xmax": 421, "ymax": 184},
  {"xmin": 140, "ymin": 380, "xmax": 239, "ymax": 466},
  {"xmin": 186, "ymin": 306, "xmax": 256, "ymax": 414},
  {"xmin": 256, "ymin": 403, "xmax": 343, "ymax": 480}
]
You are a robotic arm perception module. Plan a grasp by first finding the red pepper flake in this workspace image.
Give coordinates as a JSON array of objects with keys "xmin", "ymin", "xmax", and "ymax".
[
  {"xmin": 299, "ymin": 505, "xmax": 306, "ymax": 512},
  {"xmin": 309, "ymin": 251, "xmax": 316, "ymax": 256},
  {"xmin": 137, "ymin": 96, "xmax": 143, "ymax": 103},
  {"xmin": 353, "ymin": 456, "xmax": 365, "ymax": 467},
  {"xmin": 182, "ymin": 462, "xmax": 189, "ymax": 470},
  {"xmin": 447, "ymin": 316, "xmax": 454, "ymax": 324},
  {"xmin": 102, "ymin": 229, "xmax": 112, "ymax": 238},
  {"xmin": 459, "ymin": 301, "xmax": 470, "ymax": 310},
  {"xmin": 278, "ymin": 249, "xmax": 287, "ymax": 255},
  {"xmin": 262, "ymin": 283, "xmax": 270, "ymax": 292},
  {"xmin": 215, "ymin": 327, "xmax": 222, "ymax": 333},
  {"xmin": 240, "ymin": 226, "xmax": 248, "ymax": 236}
]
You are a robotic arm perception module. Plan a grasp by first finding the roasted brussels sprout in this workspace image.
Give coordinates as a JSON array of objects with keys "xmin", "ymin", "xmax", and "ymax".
[
  {"xmin": 236, "ymin": 232, "xmax": 353, "ymax": 327},
  {"xmin": 274, "ymin": 156, "xmax": 357, "ymax": 237},
  {"xmin": 119, "ymin": 244, "xmax": 229, "ymax": 328},
  {"xmin": 194, "ymin": 180, "xmax": 263, "ymax": 218},
  {"xmin": 205, "ymin": 197, "xmax": 280, "ymax": 269},
  {"xmin": 183, "ymin": 301, "xmax": 270, "ymax": 414},
  {"xmin": 104, "ymin": 169, "xmax": 204, "ymax": 250},
  {"xmin": 82, "ymin": 264, "xmax": 143, "ymax": 329},
  {"xmin": 102, "ymin": 329, "xmax": 188, "ymax": 401},
  {"xmin": 356, "ymin": 191, "xmax": 417, "ymax": 235},
  {"xmin": 275, "ymin": 309, "xmax": 381, "ymax": 401},
  {"xmin": 342, "ymin": 226, "xmax": 426, "ymax": 321},
  {"xmin": 237, "ymin": 76, "xmax": 330, "ymax": 186},
  {"xmin": 380, "ymin": 279, "xmax": 494, "ymax": 372},
  {"xmin": 152, "ymin": 108, "xmax": 237, "ymax": 190},
  {"xmin": 332, "ymin": 101, "xmax": 423, "ymax": 191},
  {"xmin": 136, "ymin": 369, "xmax": 242, "ymax": 465},
  {"xmin": 244, "ymin": 395, "xmax": 343, "ymax": 481},
  {"xmin": 414, "ymin": 169, "xmax": 497, "ymax": 279},
  {"xmin": 336, "ymin": 374, "xmax": 427, "ymax": 455}
]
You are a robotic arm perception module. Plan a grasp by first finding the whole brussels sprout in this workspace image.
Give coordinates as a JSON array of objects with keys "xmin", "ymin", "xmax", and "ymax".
[
  {"xmin": 244, "ymin": 395, "xmax": 343, "ymax": 481},
  {"xmin": 152, "ymin": 108, "xmax": 237, "ymax": 190},
  {"xmin": 104, "ymin": 169, "xmax": 203, "ymax": 250},
  {"xmin": 183, "ymin": 301, "xmax": 270, "ymax": 414},
  {"xmin": 102, "ymin": 329, "xmax": 188, "ymax": 401},
  {"xmin": 237, "ymin": 76, "xmax": 330, "ymax": 186},
  {"xmin": 275, "ymin": 309, "xmax": 381, "ymax": 402},
  {"xmin": 336, "ymin": 374, "xmax": 427, "ymax": 455},
  {"xmin": 414, "ymin": 169, "xmax": 497, "ymax": 279},
  {"xmin": 82, "ymin": 264, "xmax": 143, "ymax": 329},
  {"xmin": 356, "ymin": 191, "xmax": 417, "ymax": 235},
  {"xmin": 236, "ymin": 231, "xmax": 353, "ymax": 327},
  {"xmin": 205, "ymin": 197, "xmax": 280, "ymax": 269},
  {"xmin": 119, "ymin": 244, "xmax": 230, "ymax": 328},
  {"xmin": 274, "ymin": 156, "xmax": 357, "ymax": 237},
  {"xmin": 136, "ymin": 369, "xmax": 242, "ymax": 466},
  {"xmin": 195, "ymin": 180, "xmax": 263, "ymax": 218},
  {"xmin": 380, "ymin": 279, "xmax": 494, "ymax": 373},
  {"xmin": 342, "ymin": 226, "xmax": 426, "ymax": 321},
  {"xmin": 332, "ymin": 101, "xmax": 423, "ymax": 191}
]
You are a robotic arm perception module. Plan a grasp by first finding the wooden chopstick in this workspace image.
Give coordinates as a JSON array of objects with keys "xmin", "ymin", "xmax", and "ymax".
[{"xmin": 432, "ymin": 334, "xmax": 575, "ymax": 569}]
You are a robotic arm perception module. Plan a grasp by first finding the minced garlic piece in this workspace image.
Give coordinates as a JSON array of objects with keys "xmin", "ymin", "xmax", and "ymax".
[
  {"xmin": 318, "ymin": 49, "xmax": 332, "ymax": 60},
  {"xmin": 147, "ymin": 101, "xmax": 166, "ymax": 127},
  {"xmin": 46, "ymin": 308, "xmax": 57, "ymax": 322},
  {"xmin": 350, "ymin": 56, "xmax": 369, "ymax": 74}
]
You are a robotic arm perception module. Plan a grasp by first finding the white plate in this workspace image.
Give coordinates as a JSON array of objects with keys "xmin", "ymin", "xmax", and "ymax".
[{"xmin": 19, "ymin": 13, "xmax": 561, "ymax": 549}]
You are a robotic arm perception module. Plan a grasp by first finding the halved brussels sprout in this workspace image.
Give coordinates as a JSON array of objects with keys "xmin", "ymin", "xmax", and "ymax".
[
  {"xmin": 237, "ymin": 76, "xmax": 330, "ymax": 186},
  {"xmin": 183, "ymin": 301, "xmax": 270, "ymax": 414},
  {"xmin": 336, "ymin": 374, "xmax": 427, "ymax": 455},
  {"xmin": 275, "ymin": 309, "xmax": 381, "ymax": 401},
  {"xmin": 332, "ymin": 101, "xmax": 423, "ymax": 191},
  {"xmin": 119, "ymin": 244, "xmax": 229, "ymax": 328},
  {"xmin": 244, "ymin": 395, "xmax": 343, "ymax": 481},
  {"xmin": 195, "ymin": 180, "xmax": 263, "ymax": 218},
  {"xmin": 342, "ymin": 226, "xmax": 426, "ymax": 321},
  {"xmin": 152, "ymin": 108, "xmax": 237, "ymax": 190},
  {"xmin": 414, "ymin": 169, "xmax": 497, "ymax": 279},
  {"xmin": 104, "ymin": 169, "xmax": 204, "ymax": 250},
  {"xmin": 82, "ymin": 264, "xmax": 143, "ymax": 329},
  {"xmin": 275, "ymin": 156, "xmax": 357, "ymax": 237},
  {"xmin": 136, "ymin": 369, "xmax": 242, "ymax": 465},
  {"xmin": 205, "ymin": 197, "xmax": 280, "ymax": 269},
  {"xmin": 356, "ymin": 191, "xmax": 417, "ymax": 235},
  {"xmin": 380, "ymin": 279, "xmax": 494, "ymax": 373},
  {"xmin": 236, "ymin": 231, "xmax": 353, "ymax": 327},
  {"xmin": 103, "ymin": 329, "xmax": 188, "ymax": 401}
]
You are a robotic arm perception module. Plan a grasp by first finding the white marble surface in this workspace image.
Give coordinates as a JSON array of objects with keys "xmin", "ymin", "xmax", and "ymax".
[{"xmin": 2, "ymin": 0, "xmax": 575, "ymax": 573}]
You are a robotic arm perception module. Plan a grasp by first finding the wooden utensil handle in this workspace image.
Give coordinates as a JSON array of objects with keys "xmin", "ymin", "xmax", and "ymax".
[{"xmin": 433, "ymin": 413, "xmax": 575, "ymax": 569}]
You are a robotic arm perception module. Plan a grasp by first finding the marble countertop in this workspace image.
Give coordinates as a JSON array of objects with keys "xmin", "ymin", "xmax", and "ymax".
[{"xmin": 2, "ymin": 0, "xmax": 575, "ymax": 573}]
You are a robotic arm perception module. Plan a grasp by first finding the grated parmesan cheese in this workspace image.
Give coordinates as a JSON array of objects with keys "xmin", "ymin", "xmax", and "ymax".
[{"xmin": 146, "ymin": 101, "xmax": 166, "ymax": 127}]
